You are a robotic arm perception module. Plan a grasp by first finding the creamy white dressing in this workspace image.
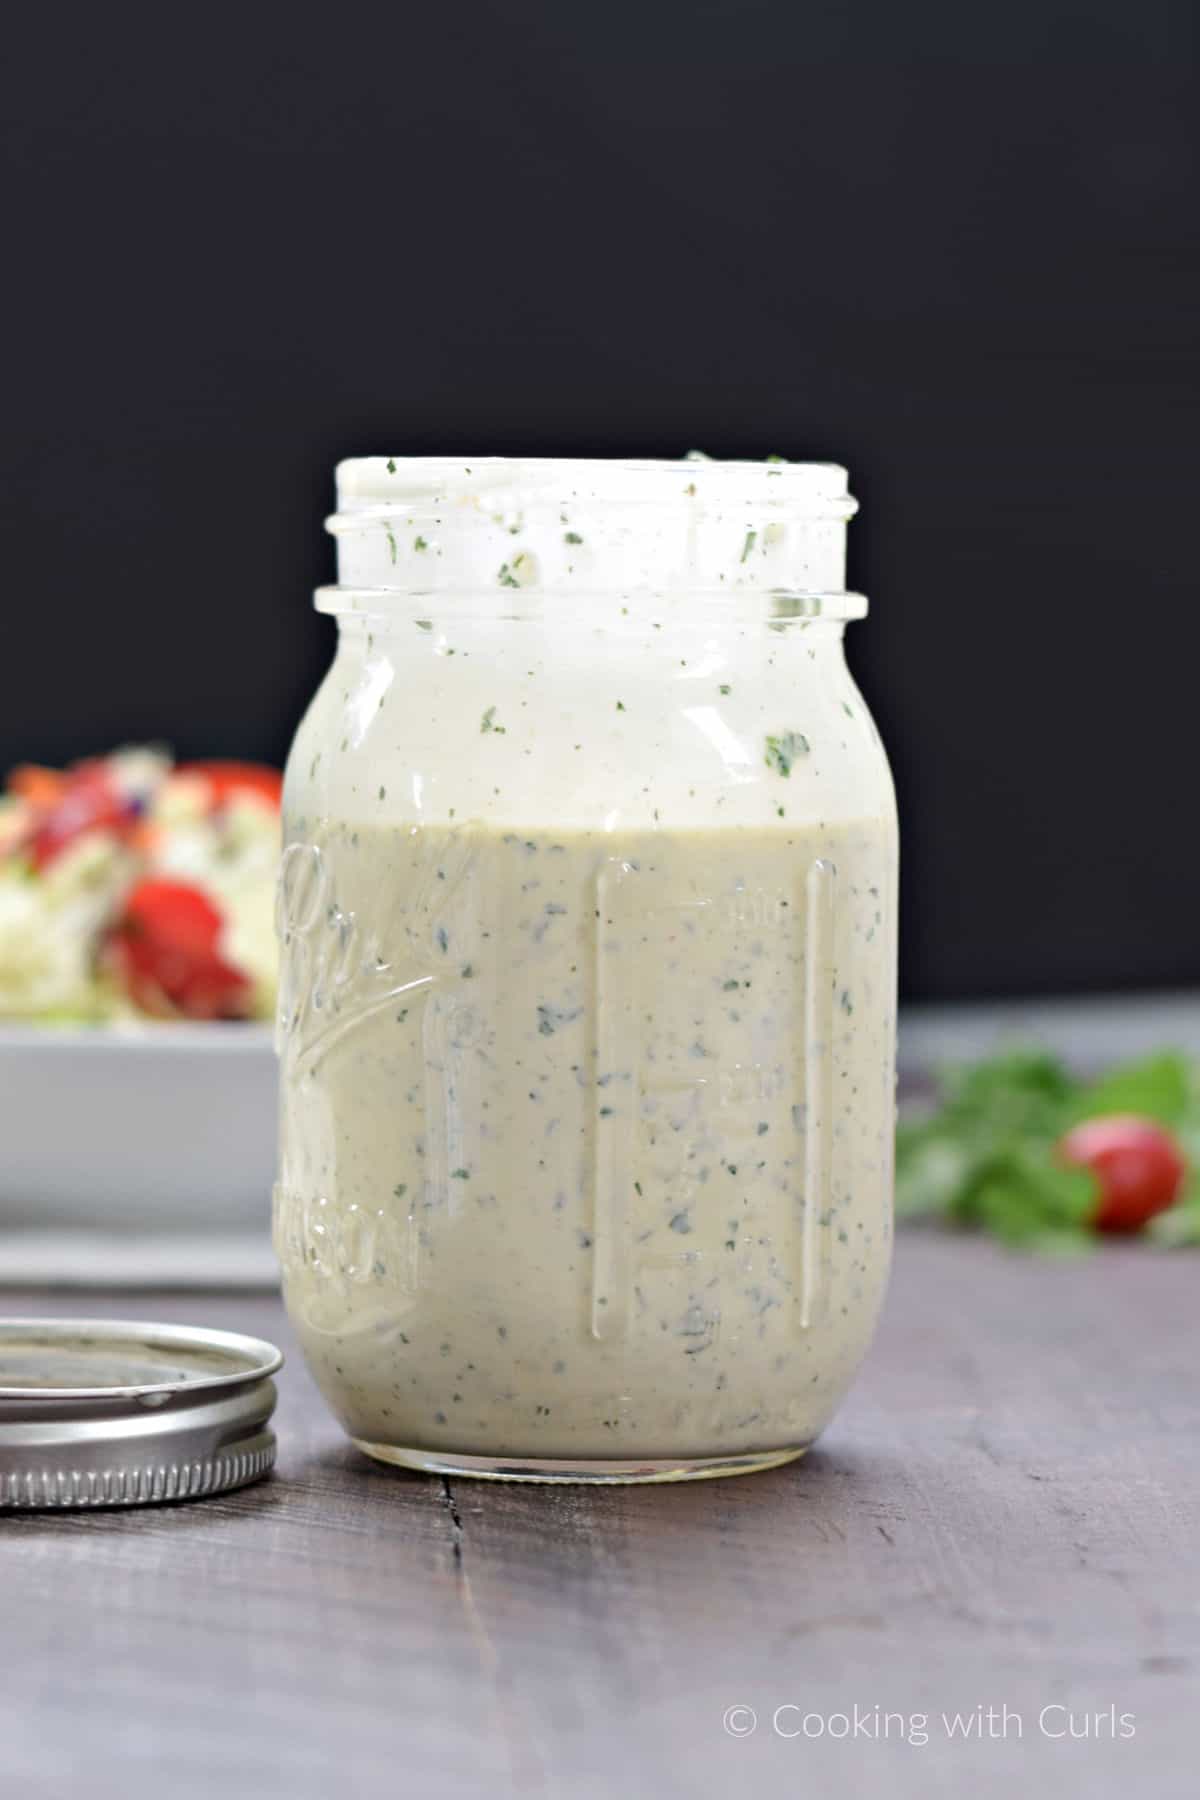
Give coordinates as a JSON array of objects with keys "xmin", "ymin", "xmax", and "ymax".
[{"xmin": 277, "ymin": 817, "xmax": 895, "ymax": 1460}]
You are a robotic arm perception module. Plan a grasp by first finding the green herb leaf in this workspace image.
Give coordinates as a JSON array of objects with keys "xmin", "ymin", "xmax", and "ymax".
[
  {"xmin": 1071, "ymin": 1052, "xmax": 1191, "ymax": 1128},
  {"xmin": 764, "ymin": 731, "xmax": 809, "ymax": 777}
]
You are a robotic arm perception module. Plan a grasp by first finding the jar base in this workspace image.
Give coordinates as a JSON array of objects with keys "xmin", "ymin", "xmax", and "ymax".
[{"xmin": 351, "ymin": 1438, "xmax": 811, "ymax": 1484}]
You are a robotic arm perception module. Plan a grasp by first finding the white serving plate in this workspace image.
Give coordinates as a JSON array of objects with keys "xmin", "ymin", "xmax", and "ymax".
[{"xmin": 0, "ymin": 1023, "xmax": 278, "ymax": 1233}]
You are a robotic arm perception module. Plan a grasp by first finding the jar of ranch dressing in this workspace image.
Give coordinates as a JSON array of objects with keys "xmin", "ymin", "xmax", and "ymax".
[{"xmin": 274, "ymin": 457, "xmax": 897, "ymax": 1483}]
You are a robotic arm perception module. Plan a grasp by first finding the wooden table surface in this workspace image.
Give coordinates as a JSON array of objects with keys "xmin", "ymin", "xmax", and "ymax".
[{"xmin": 2, "ymin": 1234, "xmax": 1196, "ymax": 1799}]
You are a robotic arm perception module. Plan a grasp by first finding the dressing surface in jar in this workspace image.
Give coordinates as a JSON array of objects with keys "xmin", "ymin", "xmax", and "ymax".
[{"xmin": 275, "ymin": 457, "xmax": 897, "ymax": 1482}]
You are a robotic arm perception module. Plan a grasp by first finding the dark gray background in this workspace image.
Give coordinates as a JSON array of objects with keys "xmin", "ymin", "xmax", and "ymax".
[{"xmin": 1, "ymin": 0, "xmax": 1195, "ymax": 1002}]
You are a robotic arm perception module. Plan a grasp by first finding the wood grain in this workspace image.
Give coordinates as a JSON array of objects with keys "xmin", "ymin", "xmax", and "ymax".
[{"xmin": 2, "ymin": 1235, "xmax": 1196, "ymax": 1798}]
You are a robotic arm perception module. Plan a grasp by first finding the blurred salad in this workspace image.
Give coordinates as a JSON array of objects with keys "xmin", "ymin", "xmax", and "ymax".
[
  {"xmin": 897, "ymin": 1050, "xmax": 1200, "ymax": 1251},
  {"xmin": 0, "ymin": 748, "xmax": 281, "ymax": 1023}
]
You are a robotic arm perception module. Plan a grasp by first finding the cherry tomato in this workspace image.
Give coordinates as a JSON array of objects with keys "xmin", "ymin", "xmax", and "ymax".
[
  {"xmin": 1057, "ymin": 1114, "xmax": 1186, "ymax": 1234},
  {"xmin": 175, "ymin": 761, "xmax": 282, "ymax": 810},
  {"xmin": 107, "ymin": 878, "xmax": 251, "ymax": 1020}
]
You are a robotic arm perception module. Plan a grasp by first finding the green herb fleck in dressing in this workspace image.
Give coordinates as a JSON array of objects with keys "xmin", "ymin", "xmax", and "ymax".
[{"xmin": 764, "ymin": 732, "xmax": 810, "ymax": 777}]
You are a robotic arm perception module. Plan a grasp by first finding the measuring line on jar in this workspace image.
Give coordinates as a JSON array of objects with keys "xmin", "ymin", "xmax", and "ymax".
[{"xmin": 800, "ymin": 857, "xmax": 837, "ymax": 1331}]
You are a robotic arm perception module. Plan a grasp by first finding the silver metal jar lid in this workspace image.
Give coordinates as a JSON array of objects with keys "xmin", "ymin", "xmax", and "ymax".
[{"xmin": 0, "ymin": 1317, "xmax": 283, "ymax": 1511}]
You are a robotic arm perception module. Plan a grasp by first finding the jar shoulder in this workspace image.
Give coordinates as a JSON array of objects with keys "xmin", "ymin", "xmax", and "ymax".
[{"xmin": 285, "ymin": 629, "xmax": 896, "ymax": 834}]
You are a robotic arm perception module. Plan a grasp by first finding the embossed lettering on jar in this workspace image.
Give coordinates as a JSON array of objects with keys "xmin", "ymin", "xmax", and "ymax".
[{"xmin": 275, "ymin": 457, "xmax": 898, "ymax": 1483}]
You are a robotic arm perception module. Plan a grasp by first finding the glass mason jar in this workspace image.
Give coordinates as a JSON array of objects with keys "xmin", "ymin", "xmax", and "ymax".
[{"xmin": 275, "ymin": 457, "xmax": 897, "ymax": 1483}]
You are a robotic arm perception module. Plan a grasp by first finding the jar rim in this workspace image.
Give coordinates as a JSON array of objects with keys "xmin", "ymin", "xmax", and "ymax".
[
  {"xmin": 326, "ymin": 457, "xmax": 859, "ymax": 602},
  {"xmin": 332, "ymin": 455, "xmax": 857, "ymax": 516}
]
